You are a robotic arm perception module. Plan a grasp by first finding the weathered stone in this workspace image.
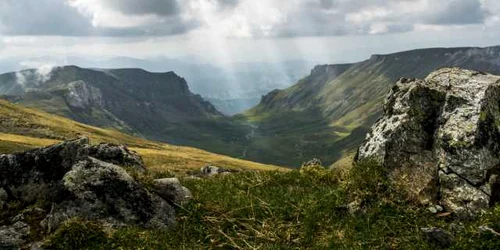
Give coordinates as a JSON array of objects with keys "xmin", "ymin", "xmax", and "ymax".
[
  {"xmin": 421, "ymin": 227, "xmax": 454, "ymax": 248},
  {"xmin": 0, "ymin": 222, "xmax": 30, "ymax": 249},
  {"xmin": 302, "ymin": 158, "xmax": 323, "ymax": 168},
  {"xmin": 357, "ymin": 68, "xmax": 500, "ymax": 215},
  {"xmin": 45, "ymin": 157, "xmax": 174, "ymax": 230},
  {"xmin": 86, "ymin": 143, "xmax": 145, "ymax": 171},
  {"xmin": 200, "ymin": 165, "xmax": 238, "ymax": 176},
  {"xmin": 0, "ymin": 138, "xmax": 179, "ymax": 247},
  {"xmin": 153, "ymin": 178, "xmax": 192, "ymax": 205}
]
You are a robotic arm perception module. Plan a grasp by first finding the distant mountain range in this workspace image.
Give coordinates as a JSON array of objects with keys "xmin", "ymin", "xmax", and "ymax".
[
  {"xmin": 0, "ymin": 66, "xmax": 251, "ymax": 159},
  {"xmin": 2, "ymin": 46, "xmax": 500, "ymax": 168},
  {"xmin": 241, "ymin": 46, "xmax": 500, "ymax": 166},
  {"xmin": 0, "ymin": 57, "xmax": 314, "ymax": 115}
]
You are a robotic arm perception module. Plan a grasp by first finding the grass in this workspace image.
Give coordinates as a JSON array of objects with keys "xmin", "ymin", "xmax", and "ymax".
[
  {"xmin": 42, "ymin": 160, "xmax": 500, "ymax": 249},
  {"xmin": 0, "ymin": 100, "xmax": 285, "ymax": 173}
]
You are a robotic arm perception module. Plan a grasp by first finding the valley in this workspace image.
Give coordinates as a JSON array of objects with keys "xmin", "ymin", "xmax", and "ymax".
[
  {"xmin": 2, "ymin": 46, "xmax": 500, "ymax": 169},
  {"xmin": 0, "ymin": 99, "xmax": 283, "ymax": 174}
]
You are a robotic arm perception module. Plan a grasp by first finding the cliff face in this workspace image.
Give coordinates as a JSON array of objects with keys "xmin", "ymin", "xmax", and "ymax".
[
  {"xmin": 0, "ymin": 66, "xmax": 232, "ymax": 148},
  {"xmin": 357, "ymin": 68, "xmax": 500, "ymax": 216}
]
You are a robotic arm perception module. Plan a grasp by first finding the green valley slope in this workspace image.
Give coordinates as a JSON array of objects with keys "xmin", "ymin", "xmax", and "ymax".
[
  {"xmin": 242, "ymin": 46, "xmax": 500, "ymax": 167},
  {"xmin": 0, "ymin": 99, "xmax": 283, "ymax": 174}
]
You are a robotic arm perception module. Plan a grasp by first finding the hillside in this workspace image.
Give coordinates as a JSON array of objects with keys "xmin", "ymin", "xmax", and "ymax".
[
  {"xmin": 0, "ymin": 99, "xmax": 283, "ymax": 174},
  {"xmin": 0, "ymin": 66, "xmax": 253, "ymax": 159},
  {"xmin": 242, "ymin": 46, "xmax": 500, "ymax": 167}
]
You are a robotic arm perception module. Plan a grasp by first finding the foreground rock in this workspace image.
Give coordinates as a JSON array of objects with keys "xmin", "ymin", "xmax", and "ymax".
[
  {"xmin": 0, "ymin": 138, "xmax": 185, "ymax": 247},
  {"xmin": 357, "ymin": 68, "xmax": 500, "ymax": 216},
  {"xmin": 199, "ymin": 165, "xmax": 239, "ymax": 176},
  {"xmin": 153, "ymin": 178, "xmax": 193, "ymax": 205}
]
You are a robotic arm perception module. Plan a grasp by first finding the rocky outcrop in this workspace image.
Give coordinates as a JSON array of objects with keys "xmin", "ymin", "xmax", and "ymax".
[
  {"xmin": 64, "ymin": 80, "xmax": 104, "ymax": 109},
  {"xmin": 356, "ymin": 68, "xmax": 500, "ymax": 216},
  {"xmin": 0, "ymin": 138, "xmax": 187, "ymax": 247}
]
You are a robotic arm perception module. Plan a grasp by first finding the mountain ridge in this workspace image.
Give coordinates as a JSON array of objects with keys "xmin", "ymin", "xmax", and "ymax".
[{"xmin": 242, "ymin": 45, "xmax": 500, "ymax": 167}]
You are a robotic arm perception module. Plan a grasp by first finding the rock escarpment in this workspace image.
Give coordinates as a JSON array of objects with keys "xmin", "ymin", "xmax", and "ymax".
[
  {"xmin": 357, "ymin": 68, "xmax": 500, "ymax": 216},
  {"xmin": 0, "ymin": 138, "xmax": 189, "ymax": 248}
]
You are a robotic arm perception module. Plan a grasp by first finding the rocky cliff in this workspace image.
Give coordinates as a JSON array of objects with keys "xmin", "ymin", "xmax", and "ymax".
[{"xmin": 356, "ymin": 67, "xmax": 500, "ymax": 216}]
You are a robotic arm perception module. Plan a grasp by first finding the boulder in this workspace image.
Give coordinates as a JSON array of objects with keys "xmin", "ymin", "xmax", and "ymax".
[
  {"xmin": 356, "ymin": 68, "xmax": 500, "ymax": 215},
  {"xmin": 301, "ymin": 158, "xmax": 323, "ymax": 168},
  {"xmin": 0, "ymin": 222, "xmax": 30, "ymax": 249},
  {"xmin": 0, "ymin": 138, "xmax": 179, "ymax": 246},
  {"xmin": 46, "ymin": 157, "xmax": 175, "ymax": 230},
  {"xmin": 153, "ymin": 178, "xmax": 192, "ymax": 205},
  {"xmin": 199, "ymin": 165, "xmax": 238, "ymax": 176}
]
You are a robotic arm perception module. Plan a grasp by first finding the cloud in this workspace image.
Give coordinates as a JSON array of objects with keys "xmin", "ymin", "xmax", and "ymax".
[
  {"xmin": 0, "ymin": 0, "xmax": 92, "ymax": 36},
  {"xmin": 15, "ymin": 61, "xmax": 56, "ymax": 87},
  {"xmin": 0, "ymin": 0, "xmax": 497, "ymax": 38},
  {"xmin": 101, "ymin": 0, "xmax": 180, "ymax": 16},
  {"xmin": 423, "ymin": 0, "xmax": 487, "ymax": 25}
]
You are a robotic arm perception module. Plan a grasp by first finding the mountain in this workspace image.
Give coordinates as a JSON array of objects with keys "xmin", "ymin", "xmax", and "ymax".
[
  {"xmin": 0, "ymin": 57, "xmax": 314, "ymax": 114},
  {"xmin": 0, "ymin": 99, "xmax": 282, "ymax": 173},
  {"xmin": 0, "ymin": 66, "xmax": 250, "ymax": 158},
  {"xmin": 242, "ymin": 46, "xmax": 500, "ymax": 167}
]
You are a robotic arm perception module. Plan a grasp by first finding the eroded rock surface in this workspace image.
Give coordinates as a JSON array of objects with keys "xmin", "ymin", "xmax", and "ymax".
[
  {"xmin": 357, "ymin": 68, "xmax": 500, "ymax": 216},
  {"xmin": 0, "ymin": 138, "xmax": 183, "ymax": 247}
]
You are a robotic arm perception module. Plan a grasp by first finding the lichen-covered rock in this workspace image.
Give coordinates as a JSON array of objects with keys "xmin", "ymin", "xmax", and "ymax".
[
  {"xmin": 87, "ymin": 143, "xmax": 145, "ymax": 171},
  {"xmin": 153, "ymin": 178, "xmax": 192, "ymax": 205},
  {"xmin": 199, "ymin": 165, "xmax": 239, "ymax": 176},
  {"xmin": 43, "ymin": 157, "xmax": 174, "ymax": 230},
  {"xmin": 0, "ymin": 138, "xmax": 146, "ymax": 205},
  {"xmin": 0, "ymin": 138, "xmax": 180, "ymax": 246},
  {"xmin": 356, "ymin": 68, "xmax": 500, "ymax": 215},
  {"xmin": 0, "ymin": 221, "xmax": 30, "ymax": 249}
]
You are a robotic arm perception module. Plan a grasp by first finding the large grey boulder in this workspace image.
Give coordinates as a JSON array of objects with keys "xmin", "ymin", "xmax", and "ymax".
[
  {"xmin": 0, "ymin": 138, "xmax": 180, "ymax": 247},
  {"xmin": 41, "ymin": 157, "xmax": 174, "ymax": 230},
  {"xmin": 356, "ymin": 68, "xmax": 500, "ymax": 216},
  {"xmin": 0, "ymin": 137, "xmax": 145, "ymax": 206}
]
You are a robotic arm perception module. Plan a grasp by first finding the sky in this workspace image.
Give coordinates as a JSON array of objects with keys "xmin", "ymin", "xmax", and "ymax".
[{"xmin": 1, "ymin": 0, "xmax": 500, "ymax": 69}]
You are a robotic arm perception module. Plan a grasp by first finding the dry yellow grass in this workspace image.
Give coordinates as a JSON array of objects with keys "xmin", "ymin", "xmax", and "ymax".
[
  {"xmin": 0, "ymin": 100, "xmax": 287, "ymax": 173},
  {"xmin": 329, "ymin": 152, "xmax": 355, "ymax": 171}
]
